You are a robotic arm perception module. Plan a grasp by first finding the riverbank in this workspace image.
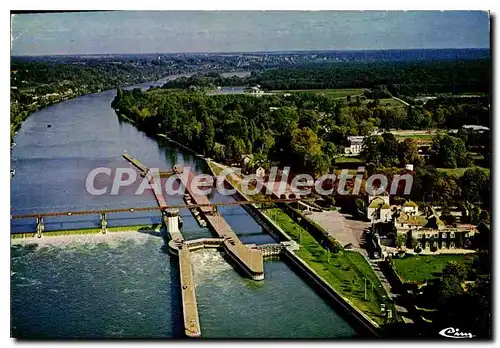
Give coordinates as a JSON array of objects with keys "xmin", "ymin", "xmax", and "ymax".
[
  {"xmin": 11, "ymin": 71, "xmax": 363, "ymax": 339},
  {"xmin": 204, "ymin": 158, "xmax": 387, "ymax": 330}
]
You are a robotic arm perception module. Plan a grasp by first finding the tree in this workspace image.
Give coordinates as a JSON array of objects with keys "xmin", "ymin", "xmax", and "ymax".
[
  {"xmin": 298, "ymin": 109, "xmax": 320, "ymax": 133},
  {"xmin": 360, "ymin": 135, "xmax": 384, "ymax": 166},
  {"xmin": 398, "ymin": 138, "xmax": 420, "ymax": 166},
  {"xmin": 365, "ymin": 162, "xmax": 377, "ymax": 176},
  {"xmin": 396, "ymin": 234, "xmax": 406, "ymax": 248},
  {"xmin": 201, "ymin": 115, "xmax": 215, "ymax": 156},
  {"xmin": 436, "ymin": 272, "xmax": 464, "ymax": 303},
  {"xmin": 213, "ymin": 142, "xmax": 226, "ymax": 162},
  {"xmin": 461, "ymin": 168, "xmax": 489, "ymax": 205},
  {"xmin": 479, "ymin": 210, "xmax": 490, "ymax": 223},
  {"xmin": 310, "ymin": 153, "xmax": 330, "ymax": 176},
  {"xmin": 408, "ymin": 237, "xmax": 418, "ymax": 249},
  {"xmin": 440, "ymin": 213, "xmax": 457, "ymax": 226},
  {"xmin": 430, "ymin": 134, "xmax": 472, "ymax": 168},
  {"xmin": 441, "ymin": 261, "xmax": 469, "ymax": 282},
  {"xmin": 227, "ymin": 136, "xmax": 245, "ymax": 161},
  {"xmin": 381, "ymin": 132, "xmax": 399, "ymax": 166},
  {"xmin": 256, "ymin": 130, "xmax": 275, "ymax": 155},
  {"xmin": 290, "ymin": 127, "xmax": 323, "ymax": 173}
]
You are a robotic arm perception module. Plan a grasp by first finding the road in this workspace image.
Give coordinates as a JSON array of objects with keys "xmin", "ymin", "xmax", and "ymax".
[{"xmin": 391, "ymin": 96, "xmax": 410, "ymax": 106}]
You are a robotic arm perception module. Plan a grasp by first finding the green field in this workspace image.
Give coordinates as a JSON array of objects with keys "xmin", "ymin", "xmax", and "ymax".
[
  {"xmin": 437, "ymin": 166, "xmax": 490, "ymax": 178},
  {"xmin": 392, "ymin": 254, "xmax": 476, "ymax": 283},
  {"xmin": 394, "ymin": 133, "xmax": 434, "ymax": 141},
  {"xmin": 334, "ymin": 156, "xmax": 364, "ymax": 164},
  {"xmin": 264, "ymin": 208, "xmax": 392, "ymax": 325},
  {"xmin": 272, "ymin": 88, "xmax": 366, "ymax": 98},
  {"xmin": 362, "ymin": 98, "xmax": 405, "ymax": 107}
]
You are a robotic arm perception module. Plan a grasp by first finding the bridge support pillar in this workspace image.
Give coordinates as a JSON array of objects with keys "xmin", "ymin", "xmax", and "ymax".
[
  {"xmin": 163, "ymin": 208, "xmax": 180, "ymax": 236},
  {"xmin": 36, "ymin": 217, "xmax": 44, "ymax": 238},
  {"xmin": 100, "ymin": 213, "xmax": 108, "ymax": 234}
]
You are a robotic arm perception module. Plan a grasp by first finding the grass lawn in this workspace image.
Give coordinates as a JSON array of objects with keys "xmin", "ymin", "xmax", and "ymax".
[
  {"xmin": 207, "ymin": 160, "xmax": 270, "ymax": 201},
  {"xmin": 394, "ymin": 133, "xmax": 434, "ymax": 141},
  {"xmin": 392, "ymin": 254, "xmax": 476, "ymax": 283},
  {"xmin": 334, "ymin": 156, "xmax": 363, "ymax": 164},
  {"xmin": 437, "ymin": 166, "xmax": 490, "ymax": 178},
  {"xmin": 272, "ymin": 88, "xmax": 366, "ymax": 98},
  {"xmin": 264, "ymin": 208, "xmax": 392, "ymax": 325}
]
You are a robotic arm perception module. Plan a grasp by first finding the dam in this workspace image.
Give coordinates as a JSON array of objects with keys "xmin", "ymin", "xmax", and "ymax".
[{"xmin": 10, "ymin": 77, "xmax": 359, "ymax": 339}]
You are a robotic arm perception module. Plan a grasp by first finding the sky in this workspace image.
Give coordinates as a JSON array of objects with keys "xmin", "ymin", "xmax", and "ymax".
[{"xmin": 11, "ymin": 11, "xmax": 490, "ymax": 56}]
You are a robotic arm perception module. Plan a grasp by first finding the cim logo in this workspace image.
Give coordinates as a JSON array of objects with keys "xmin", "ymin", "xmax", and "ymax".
[{"xmin": 439, "ymin": 327, "xmax": 475, "ymax": 339}]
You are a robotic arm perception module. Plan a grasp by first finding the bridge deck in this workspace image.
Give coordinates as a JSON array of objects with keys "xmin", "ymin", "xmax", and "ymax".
[
  {"xmin": 178, "ymin": 247, "xmax": 201, "ymax": 338},
  {"xmin": 123, "ymin": 153, "xmax": 167, "ymax": 209},
  {"xmin": 181, "ymin": 171, "xmax": 264, "ymax": 279},
  {"xmin": 147, "ymin": 173, "xmax": 168, "ymax": 209},
  {"xmin": 122, "ymin": 153, "xmax": 148, "ymax": 173}
]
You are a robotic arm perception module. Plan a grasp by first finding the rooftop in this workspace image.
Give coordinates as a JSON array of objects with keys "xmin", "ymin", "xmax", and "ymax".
[
  {"xmin": 403, "ymin": 200, "xmax": 418, "ymax": 208},
  {"xmin": 347, "ymin": 135, "xmax": 365, "ymax": 143},
  {"xmin": 368, "ymin": 197, "xmax": 389, "ymax": 209},
  {"xmin": 397, "ymin": 212, "xmax": 427, "ymax": 226}
]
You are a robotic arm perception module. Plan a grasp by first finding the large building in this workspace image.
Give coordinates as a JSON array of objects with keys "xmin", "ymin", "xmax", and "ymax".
[
  {"xmin": 395, "ymin": 205, "xmax": 475, "ymax": 250},
  {"xmin": 344, "ymin": 136, "xmax": 365, "ymax": 155},
  {"xmin": 367, "ymin": 194, "xmax": 392, "ymax": 224}
]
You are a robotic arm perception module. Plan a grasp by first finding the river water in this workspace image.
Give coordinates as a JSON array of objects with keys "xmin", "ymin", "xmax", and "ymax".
[{"xmin": 10, "ymin": 77, "xmax": 358, "ymax": 338}]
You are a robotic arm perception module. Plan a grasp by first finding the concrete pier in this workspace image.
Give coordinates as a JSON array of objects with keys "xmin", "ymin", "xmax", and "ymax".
[
  {"xmin": 36, "ymin": 217, "xmax": 44, "ymax": 238},
  {"xmin": 123, "ymin": 152, "xmax": 167, "ymax": 208},
  {"xmin": 178, "ymin": 246, "xmax": 201, "ymax": 338},
  {"xmin": 100, "ymin": 213, "xmax": 107, "ymax": 234},
  {"xmin": 177, "ymin": 168, "xmax": 264, "ymax": 281},
  {"xmin": 163, "ymin": 208, "xmax": 183, "ymax": 243}
]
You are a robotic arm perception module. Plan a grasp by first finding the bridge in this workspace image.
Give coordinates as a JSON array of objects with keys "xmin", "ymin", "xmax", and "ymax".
[{"xmin": 10, "ymin": 198, "xmax": 302, "ymax": 220}]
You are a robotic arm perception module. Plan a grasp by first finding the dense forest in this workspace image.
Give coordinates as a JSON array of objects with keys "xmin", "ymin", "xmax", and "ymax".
[
  {"xmin": 111, "ymin": 84, "xmax": 490, "ymax": 208},
  {"xmin": 163, "ymin": 59, "xmax": 490, "ymax": 96}
]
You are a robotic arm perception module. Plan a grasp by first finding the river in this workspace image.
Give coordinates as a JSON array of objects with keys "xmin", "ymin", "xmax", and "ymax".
[{"xmin": 10, "ymin": 76, "xmax": 358, "ymax": 338}]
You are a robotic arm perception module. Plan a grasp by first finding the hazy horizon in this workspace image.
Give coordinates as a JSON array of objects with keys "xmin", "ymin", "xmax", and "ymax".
[{"xmin": 11, "ymin": 11, "xmax": 490, "ymax": 56}]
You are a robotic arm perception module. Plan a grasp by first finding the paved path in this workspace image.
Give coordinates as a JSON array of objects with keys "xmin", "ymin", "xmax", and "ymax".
[
  {"xmin": 369, "ymin": 258, "xmax": 415, "ymax": 324},
  {"xmin": 308, "ymin": 210, "xmax": 370, "ymax": 256},
  {"xmin": 392, "ymin": 96, "xmax": 410, "ymax": 106}
]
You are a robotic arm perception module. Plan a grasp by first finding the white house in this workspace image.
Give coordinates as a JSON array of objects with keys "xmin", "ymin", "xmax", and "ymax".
[
  {"xmin": 248, "ymin": 86, "xmax": 263, "ymax": 95},
  {"xmin": 402, "ymin": 200, "xmax": 419, "ymax": 215},
  {"xmin": 255, "ymin": 166, "xmax": 266, "ymax": 179},
  {"xmin": 367, "ymin": 194, "xmax": 392, "ymax": 224},
  {"xmin": 241, "ymin": 154, "xmax": 254, "ymax": 166},
  {"xmin": 344, "ymin": 136, "xmax": 365, "ymax": 155}
]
